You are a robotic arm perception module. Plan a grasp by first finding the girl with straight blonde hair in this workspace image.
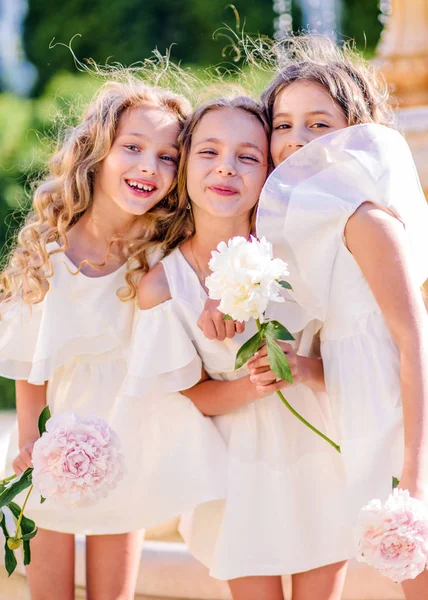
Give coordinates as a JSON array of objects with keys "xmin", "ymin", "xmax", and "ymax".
[{"xmin": 129, "ymin": 94, "xmax": 350, "ymax": 600}]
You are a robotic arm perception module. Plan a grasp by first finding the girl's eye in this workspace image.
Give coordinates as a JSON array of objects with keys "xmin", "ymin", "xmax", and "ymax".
[
  {"xmin": 240, "ymin": 155, "xmax": 259, "ymax": 163},
  {"xmin": 274, "ymin": 123, "xmax": 291, "ymax": 130},
  {"xmin": 199, "ymin": 150, "xmax": 217, "ymax": 156},
  {"xmin": 124, "ymin": 144, "xmax": 140, "ymax": 152},
  {"xmin": 311, "ymin": 123, "xmax": 329, "ymax": 129},
  {"xmin": 160, "ymin": 155, "xmax": 177, "ymax": 163}
]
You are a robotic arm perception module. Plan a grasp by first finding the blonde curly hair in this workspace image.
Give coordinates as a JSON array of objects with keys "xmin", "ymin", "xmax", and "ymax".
[{"xmin": 0, "ymin": 78, "xmax": 191, "ymax": 305}]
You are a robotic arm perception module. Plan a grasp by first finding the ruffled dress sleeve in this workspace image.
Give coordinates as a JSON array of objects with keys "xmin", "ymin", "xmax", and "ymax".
[
  {"xmin": 0, "ymin": 245, "xmax": 133, "ymax": 384},
  {"xmin": 124, "ymin": 300, "xmax": 203, "ymax": 398},
  {"xmin": 0, "ymin": 297, "xmax": 44, "ymax": 381},
  {"xmin": 257, "ymin": 123, "xmax": 428, "ymax": 322}
]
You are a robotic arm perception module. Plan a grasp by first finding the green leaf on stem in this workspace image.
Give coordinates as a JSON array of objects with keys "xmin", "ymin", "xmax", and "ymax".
[
  {"xmin": 278, "ymin": 280, "xmax": 292, "ymax": 290},
  {"xmin": 264, "ymin": 320, "xmax": 295, "ymax": 341},
  {"xmin": 392, "ymin": 476, "xmax": 400, "ymax": 490},
  {"xmin": 7, "ymin": 501, "xmax": 37, "ymax": 567},
  {"xmin": 20, "ymin": 529, "xmax": 38, "ymax": 541},
  {"xmin": 23, "ymin": 540, "xmax": 31, "ymax": 566},
  {"xmin": 0, "ymin": 511, "xmax": 17, "ymax": 576},
  {"xmin": 222, "ymin": 314, "xmax": 233, "ymax": 321},
  {"xmin": 38, "ymin": 405, "xmax": 51, "ymax": 436},
  {"xmin": 7, "ymin": 502, "xmax": 36, "ymax": 538},
  {"xmin": 40, "ymin": 496, "xmax": 46, "ymax": 504},
  {"xmin": 266, "ymin": 336, "xmax": 294, "ymax": 384},
  {"xmin": 235, "ymin": 329, "xmax": 265, "ymax": 370},
  {"xmin": 0, "ymin": 473, "xmax": 18, "ymax": 489},
  {"xmin": 0, "ymin": 469, "xmax": 33, "ymax": 509}
]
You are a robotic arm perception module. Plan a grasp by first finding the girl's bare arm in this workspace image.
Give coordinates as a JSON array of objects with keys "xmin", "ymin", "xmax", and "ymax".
[
  {"xmin": 346, "ymin": 202, "xmax": 428, "ymax": 498},
  {"xmin": 13, "ymin": 380, "xmax": 47, "ymax": 474}
]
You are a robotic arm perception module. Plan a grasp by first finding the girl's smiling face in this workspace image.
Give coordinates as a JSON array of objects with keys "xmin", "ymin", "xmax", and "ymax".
[
  {"xmin": 270, "ymin": 80, "xmax": 348, "ymax": 167},
  {"xmin": 186, "ymin": 107, "xmax": 269, "ymax": 220},
  {"xmin": 93, "ymin": 106, "xmax": 180, "ymax": 216}
]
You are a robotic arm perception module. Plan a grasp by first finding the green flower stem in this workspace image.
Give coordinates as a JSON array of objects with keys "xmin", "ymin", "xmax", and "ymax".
[
  {"xmin": 15, "ymin": 485, "xmax": 33, "ymax": 537},
  {"xmin": 0, "ymin": 474, "xmax": 17, "ymax": 485},
  {"xmin": 255, "ymin": 319, "xmax": 341, "ymax": 453},
  {"xmin": 276, "ymin": 390, "xmax": 341, "ymax": 453}
]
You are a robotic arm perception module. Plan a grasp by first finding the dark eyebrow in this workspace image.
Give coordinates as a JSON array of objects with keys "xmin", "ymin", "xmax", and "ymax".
[
  {"xmin": 119, "ymin": 132, "xmax": 178, "ymax": 150},
  {"xmin": 273, "ymin": 110, "xmax": 336, "ymax": 120},
  {"xmin": 194, "ymin": 137, "xmax": 264, "ymax": 154}
]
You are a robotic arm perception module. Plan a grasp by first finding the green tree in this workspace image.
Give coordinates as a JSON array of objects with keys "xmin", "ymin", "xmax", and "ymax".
[
  {"xmin": 24, "ymin": 0, "xmax": 278, "ymax": 94},
  {"xmin": 341, "ymin": 0, "xmax": 383, "ymax": 52}
]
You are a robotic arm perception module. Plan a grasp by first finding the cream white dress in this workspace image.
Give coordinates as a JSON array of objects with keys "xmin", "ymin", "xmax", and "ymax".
[
  {"xmin": 257, "ymin": 124, "xmax": 428, "ymax": 530},
  {"xmin": 127, "ymin": 248, "xmax": 354, "ymax": 580},
  {"xmin": 0, "ymin": 242, "xmax": 145, "ymax": 534}
]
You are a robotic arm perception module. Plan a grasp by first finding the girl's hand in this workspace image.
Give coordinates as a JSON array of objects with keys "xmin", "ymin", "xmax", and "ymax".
[
  {"xmin": 12, "ymin": 441, "xmax": 37, "ymax": 475},
  {"xmin": 398, "ymin": 470, "xmax": 428, "ymax": 502},
  {"xmin": 247, "ymin": 342, "xmax": 302, "ymax": 394},
  {"xmin": 198, "ymin": 298, "xmax": 245, "ymax": 341},
  {"xmin": 247, "ymin": 342, "xmax": 324, "ymax": 394}
]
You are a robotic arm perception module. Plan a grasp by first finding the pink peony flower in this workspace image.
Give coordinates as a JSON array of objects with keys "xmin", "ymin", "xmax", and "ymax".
[
  {"xmin": 32, "ymin": 412, "xmax": 126, "ymax": 507},
  {"xmin": 356, "ymin": 489, "xmax": 428, "ymax": 583}
]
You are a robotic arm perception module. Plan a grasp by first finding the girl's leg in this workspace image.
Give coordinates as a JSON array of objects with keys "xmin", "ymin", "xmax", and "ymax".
[
  {"xmin": 86, "ymin": 530, "xmax": 143, "ymax": 600},
  {"xmin": 402, "ymin": 569, "xmax": 428, "ymax": 599},
  {"xmin": 228, "ymin": 575, "xmax": 284, "ymax": 600},
  {"xmin": 291, "ymin": 561, "xmax": 348, "ymax": 600},
  {"xmin": 25, "ymin": 528, "xmax": 75, "ymax": 600}
]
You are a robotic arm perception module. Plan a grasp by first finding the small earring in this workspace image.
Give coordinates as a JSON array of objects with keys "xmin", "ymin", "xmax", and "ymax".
[{"xmin": 186, "ymin": 202, "xmax": 192, "ymax": 210}]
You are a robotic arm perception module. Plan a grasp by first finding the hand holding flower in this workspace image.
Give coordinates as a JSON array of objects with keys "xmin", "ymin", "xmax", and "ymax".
[
  {"xmin": 12, "ymin": 441, "xmax": 37, "ymax": 476},
  {"xmin": 197, "ymin": 298, "xmax": 245, "ymax": 341},
  {"xmin": 248, "ymin": 342, "xmax": 326, "ymax": 394},
  {"xmin": 205, "ymin": 235, "xmax": 340, "ymax": 452},
  {"xmin": 397, "ymin": 471, "xmax": 427, "ymax": 504},
  {"xmin": 0, "ymin": 408, "xmax": 125, "ymax": 576}
]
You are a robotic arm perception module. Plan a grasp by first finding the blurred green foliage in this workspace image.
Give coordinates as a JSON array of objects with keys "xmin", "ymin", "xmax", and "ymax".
[
  {"xmin": 0, "ymin": 0, "xmax": 383, "ymax": 409},
  {"xmin": 22, "ymin": 0, "xmax": 382, "ymax": 95},
  {"xmin": 0, "ymin": 379, "xmax": 15, "ymax": 410},
  {"xmin": 0, "ymin": 73, "xmax": 100, "ymax": 409}
]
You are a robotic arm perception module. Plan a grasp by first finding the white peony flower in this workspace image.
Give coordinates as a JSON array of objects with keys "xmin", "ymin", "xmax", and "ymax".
[{"xmin": 205, "ymin": 236, "xmax": 289, "ymax": 322}]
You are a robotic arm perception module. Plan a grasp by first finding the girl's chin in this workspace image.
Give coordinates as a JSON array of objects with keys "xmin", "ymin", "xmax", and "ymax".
[
  {"xmin": 120, "ymin": 196, "xmax": 163, "ymax": 216},
  {"xmin": 207, "ymin": 207, "xmax": 255, "ymax": 219}
]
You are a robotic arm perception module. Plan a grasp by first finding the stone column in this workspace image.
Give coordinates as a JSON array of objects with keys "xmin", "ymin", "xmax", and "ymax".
[
  {"xmin": 375, "ymin": 0, "xmax": 428, "ymax": 211},
  {"xmin": 375, "ymin": 0, "xmax": 428, "ymax": 107},
  {"xmin": 374, "ymin": 0, "xmax": 428, "ymax": 288}
]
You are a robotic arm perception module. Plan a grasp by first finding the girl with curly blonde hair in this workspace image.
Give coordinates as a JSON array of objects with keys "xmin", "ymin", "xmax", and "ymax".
[{"xmin": 0, "ymin": 76, "xmax": 190, "ymax": 599}]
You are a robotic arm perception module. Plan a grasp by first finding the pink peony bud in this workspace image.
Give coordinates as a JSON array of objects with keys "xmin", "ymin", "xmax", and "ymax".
[
  {"xmin": 32, "ymin": 413, "xmax": 126, "ymax": 507},
  {"xmin": 356, "ymin": 489, "xmax": 428, "ymax": 583}
]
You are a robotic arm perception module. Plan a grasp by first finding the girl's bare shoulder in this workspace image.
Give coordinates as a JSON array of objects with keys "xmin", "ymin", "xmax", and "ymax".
[{"xmin": 138, "ymin": 262, "xmax": 171, "ymax": 310}]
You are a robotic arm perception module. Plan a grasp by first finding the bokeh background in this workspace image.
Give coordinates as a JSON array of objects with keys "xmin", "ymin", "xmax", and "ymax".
[{"xmin": 0, "ymin": 0, "xmax": 424, "ymax": 409}]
